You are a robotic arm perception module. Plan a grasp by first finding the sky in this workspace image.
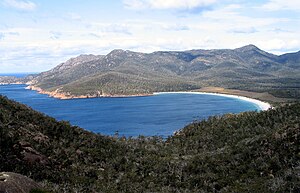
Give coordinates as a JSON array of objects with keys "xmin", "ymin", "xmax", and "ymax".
[{"xmin": 0, "ymin": 0, "xmax": 299, "ymax": 73}]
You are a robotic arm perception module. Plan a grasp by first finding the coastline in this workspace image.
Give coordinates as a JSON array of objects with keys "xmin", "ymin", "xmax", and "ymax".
[
  {"xmin": 153, "ymin": 91, "xmax": 272, "ymax": 111},
  {"xmin": 25, "ymin": 85, "xmax": 152, "ymax": 99},
  {"xmin": 26, "ymin": 85, "xmax": 271, "ymax": 110},
  {"xmin": 0, "ymin": 82, "xmax": 24, "ymax": 85}
]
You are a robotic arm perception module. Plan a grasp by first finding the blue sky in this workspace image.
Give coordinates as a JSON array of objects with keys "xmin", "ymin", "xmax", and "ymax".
[{"xmin": 0, "ymin": 0, "xmax": 299, "ymax": 73}]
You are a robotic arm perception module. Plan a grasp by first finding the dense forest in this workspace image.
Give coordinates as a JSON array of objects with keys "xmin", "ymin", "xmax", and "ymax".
[{"xmin": 0, "ymin": 95, "xmax": 299, "ymax": 192}]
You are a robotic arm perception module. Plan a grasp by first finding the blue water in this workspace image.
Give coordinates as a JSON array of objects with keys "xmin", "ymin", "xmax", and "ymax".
[{"xmin": 0, "ymin": 84, "xmax": 260, "ymax": 138}]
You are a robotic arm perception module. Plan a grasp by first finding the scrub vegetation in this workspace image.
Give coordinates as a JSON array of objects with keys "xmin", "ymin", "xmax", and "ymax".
[{"xmin": 1, "ymin": 95, "xmax": 299, "ymax": 192}]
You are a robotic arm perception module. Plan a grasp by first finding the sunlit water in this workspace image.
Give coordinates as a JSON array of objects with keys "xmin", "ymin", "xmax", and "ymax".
[{"xmin": 0, "ymin": 84, "xmax": 260, "ymax": 137}]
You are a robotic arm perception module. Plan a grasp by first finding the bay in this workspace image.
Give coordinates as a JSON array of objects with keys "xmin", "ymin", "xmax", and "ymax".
[{"xmin": 0, "ymin": 84, "xmax": 259, "ymax": 138}]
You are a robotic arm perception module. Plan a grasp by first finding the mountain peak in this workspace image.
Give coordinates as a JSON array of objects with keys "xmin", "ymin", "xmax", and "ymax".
[
  {"xmin": 47, "ymin": 54, "xmax": 102, "ymax": 74},
  {"xmin": 108, "ymin": 49, "xmax": 126, "ymax": 55},
  {"xmin": 106, "ymin": 49, "xmax": 140, "ymax": 60},
  {"xmin": 235, "ymin": 44, "xmax": 260, "ymax": 52}
]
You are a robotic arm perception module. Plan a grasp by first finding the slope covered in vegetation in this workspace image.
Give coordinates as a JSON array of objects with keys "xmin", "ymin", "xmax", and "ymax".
[
  {"xmin": 24, "ymin": 45, "xmax": 300, "ymax": 99},
  {"xmin": 0, "ymin": 95, "xmax": 299, "ymax": 192}
]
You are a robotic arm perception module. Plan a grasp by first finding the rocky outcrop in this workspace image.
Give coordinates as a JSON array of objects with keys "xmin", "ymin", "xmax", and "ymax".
[
  {"xmin": 0, "ymin": 172, "xmax": 42, "ymax": 193},
  {"xmin": 17, "ymin": 141, "xmax": 50, "ymax": 166}
]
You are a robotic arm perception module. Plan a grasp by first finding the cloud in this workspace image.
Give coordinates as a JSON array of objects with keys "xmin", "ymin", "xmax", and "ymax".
[
  {"xmin": 163, "ymin": 24, "xmax": 190, "ymax": 31},
  {"xmin": 230, "ymin": 27, "xmax": 258, "ymax": 34},
  {"xmin": 123, "ymin": 0, "xmax": 217, "ymax": 10},
  {"xmin": 8, "ymin": 32, "xmax": 20, "ymax": 36},
  {"xmin": 257, "ymin": 39, "xmax": 300, "ymax": 52},
  {"xmin": 123, "ymin": 0, "xmax": 144, "ymax": 9},
  {"xmin": 0, "ymin": 43, "xmax": 93, "ymax": 72},
  {"xmin": 270, "ymin": 28, "xmax": 291, "ymax": 33},
  {"xmin": 66, "ymin": 12, "xmax": 82, "ymax": 21},
  {"xmin": 86, "ymin": 33, "xmax": 102, "ymax": 39},
  {"xmin": 87, "ymin": 22, "xmax": 133, "ymax": 35},
  {"xmin": 0, "ymin": 32, "xmax": 5, "ymax": 40},
  {"xmin": 3, "ymin": 0, "xmax": 36, "ymax": 11},
  {"xmin": 50, "ymin": 31, "xmax": 62, "ymax": 40},
  {"xmin": 262, "ymin": 0, "xmax": 300, "ymax": 11},
  {"xmin": 0, "ymin": 31, "xmax": 20, "ymax": 40},
  {"xmin": 103, "ymin": 24, "xmax": 132, "ymax": 35},
  {"xmin": 202, "ymin": 4, "xmax": 287, "ymax": 29}
]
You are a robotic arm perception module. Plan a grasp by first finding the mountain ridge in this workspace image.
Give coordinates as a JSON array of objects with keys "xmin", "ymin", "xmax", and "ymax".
[{"xmin": 2, "ymin": 45, "xmax": 300, "ymax": 99}]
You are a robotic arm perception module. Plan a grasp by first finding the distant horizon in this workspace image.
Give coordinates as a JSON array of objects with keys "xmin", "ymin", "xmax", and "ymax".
[
  {"xmin": 0, "ymin": 72, "xmax": 39, "ymax": 76},
  {"xmin": 0, "ymin": 72, "xmax": 39, "ymax": 74}
]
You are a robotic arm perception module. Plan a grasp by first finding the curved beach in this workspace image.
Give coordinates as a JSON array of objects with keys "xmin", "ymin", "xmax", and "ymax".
[{"xmin": 153, "ymin": 91, "xmax": 272, "ymax": 111}]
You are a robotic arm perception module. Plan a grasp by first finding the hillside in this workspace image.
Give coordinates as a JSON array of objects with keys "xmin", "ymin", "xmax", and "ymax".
[
  {"xmin": 24, "ymin": 45, "xmax": 300, "ymax": 99},
  {"xmin": 0, "ymin": 95, "xmax": 299, "ymax": 192}
]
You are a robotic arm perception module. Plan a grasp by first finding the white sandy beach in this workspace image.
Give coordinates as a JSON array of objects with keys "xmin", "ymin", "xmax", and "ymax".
[{"xmin": 153, "ymin": 91, "xmax": 272, "ymax": 111}]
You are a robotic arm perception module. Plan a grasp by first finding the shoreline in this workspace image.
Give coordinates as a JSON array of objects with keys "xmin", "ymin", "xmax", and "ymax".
[
  {"xmin": 0, "ymin": 82, "xmax": 24, "ymax": 85},
  {"xmin": 153, "ymin": 91, "xmax": 272, "ymax": 111},
  {"xmin": 25, "ymin": 85, "xmax": 152, "ymax": 99},
  {"xmin": 25, "ymin": 85, "xmax": 271, "ymax": 110}
]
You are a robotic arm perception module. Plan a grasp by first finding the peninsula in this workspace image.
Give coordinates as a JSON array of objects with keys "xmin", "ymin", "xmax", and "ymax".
[{"xmin": 1, "ymin": 45, "xmax": 300, "ymax": 103}]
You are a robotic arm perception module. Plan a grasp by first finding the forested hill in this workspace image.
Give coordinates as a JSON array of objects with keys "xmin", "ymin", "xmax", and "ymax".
[
  {"xmin": 26, "ymin": 45, "xmax": 300, "ymax": 99},
  {"xmin": 0, "ymin": 95, "xmax": 299, "ymax": 192}
]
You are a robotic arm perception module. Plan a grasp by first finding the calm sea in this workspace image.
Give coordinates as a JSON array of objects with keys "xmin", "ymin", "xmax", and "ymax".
[{"xmin": 0, "ymin": 84, "xmax": 260, "ymax": 138}]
